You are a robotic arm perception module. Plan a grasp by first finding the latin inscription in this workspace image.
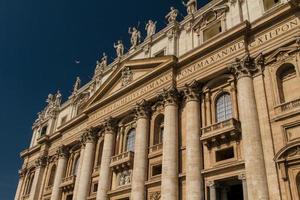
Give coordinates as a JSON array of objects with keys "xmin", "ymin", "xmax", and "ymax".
[
  {"xmin": 89, "ymin": 73, "xmax": 173, "ymax": 121},
  {"xmin": 176, "ymin": 41, "xmax": 245, "ymax": 81}
]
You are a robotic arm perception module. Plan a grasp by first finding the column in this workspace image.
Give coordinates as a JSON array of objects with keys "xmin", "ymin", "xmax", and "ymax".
[
  {"xmin": 76, "ymin": 129, "xmax": 97, "ymax": 200},
  {"xmin": 183, "ymin": 82, "xmax": 204, "ymax": 200},
  {"xmin": 161, "ymin": 86, "xmax": 179, "ymax": 200},
  {"xmin": 208, "ymin": 181, "xmax": 216, "ymax": 200},
  {"xmin": 14, "ymin": 169, "xmax": 26, "ymax": 200},
  {"xmin": 131, "ymin": 100, "xmax": 150, "ymax": 200},
  {"xmin": 238, "ymin": 173, "xmax": 248, "ymax": 200},
  {"xmin": 50, "ymin": 145, "xmax": 68, "ymax": 200},
  {"xmin": 72, "ymin": 146, "xmax": 85, "ymax": 200},
  {"xmin": 229, "ymin": 54, "xmax": 269, "ymax": 200},
  {"xmin": 253, "ymin": 54, "xmax": 281, "ymax": 200},
  {"xmin": 205, "ymin": 91, "xmax": 212, "ymax": 126},
  {"xmin": 96, "ymin": 117, "xmax": 116, "ymax": 200},
  {"xmin": 29, "ymin": 156, "xmax": 47, "ymax": 200}
]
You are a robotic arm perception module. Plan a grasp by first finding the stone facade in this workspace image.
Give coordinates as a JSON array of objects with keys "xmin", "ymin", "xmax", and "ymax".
[{"xmin": 15, "ymin": 0, "xmax": 300, "ymax": 200}]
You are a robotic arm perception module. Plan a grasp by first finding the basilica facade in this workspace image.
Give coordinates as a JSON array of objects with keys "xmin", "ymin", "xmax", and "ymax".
[{"xmin": 15, "ymin": 0, "xmax": 300, "ymax": 200}]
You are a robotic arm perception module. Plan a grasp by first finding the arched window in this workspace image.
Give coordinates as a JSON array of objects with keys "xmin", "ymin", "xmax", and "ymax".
[
  {"xmin": 126, "ymin": 129, "xmax": 135, "ymax": 152},
  {"xmin": 277, "ymin": 63, "xmax": 297, "ymax": 103},
  {"xmin": 24, "ymin": 171, "xmax": 35, "ymax": 195},
  {"xmin": 216, "ymin": 93, "xmax": 232, "ymax": 123},
  {"xmin": 154, "ymin": 115, "xmax": 164, "ymax": 145},
  {"xmin": 47, "ymin": 165, "xmax": 56, "ymax": 186},
  {"xmin": 72, "ymin": 156, "xmax": 80, "ymax": 176}
]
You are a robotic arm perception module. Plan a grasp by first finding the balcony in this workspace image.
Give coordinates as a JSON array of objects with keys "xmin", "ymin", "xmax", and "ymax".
[
  {"xmin": 149, "ymin": 143, "xmax": 163, "ymax": 158},
  {"xmin": 201, "ymin": 118, "xmax": 241, "ymax": 149},
  {"xmin": 60, "ymin": 175, "xmax": 76, "ymax": 191},
  {"xmin": 110, "ymin": 151, "xmax": 134, "ymax": 171},
  {"xmin": 274, "ymin": 98, "xmax": 300, "ymax": 117}
]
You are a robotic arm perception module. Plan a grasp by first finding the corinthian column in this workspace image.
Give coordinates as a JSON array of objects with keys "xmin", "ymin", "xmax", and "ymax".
[
  {"xmin": 76, "ymin": 129, "xmax": 97, "ymax": 200},
  {"xmin": 96, "ymin": 118, "xmax": 116, "ymax": 200},
  {"xmin": 229, "ymin": 54, "xmax": 269, "ymax": 200},
  {"xmin": 182, "ymin": 81, "xmax": 204, "ymax": 200},
  {"xmin": 50, "ymin": 145, "xmax": 68, "ymax": 200},
  {"xmin": 29, "ymin": 156, "xmax": 47, "ymax": 200},
  {"xmin": 161, "ymin": 86, "xmax": 179, "ymax": 200},
  {"xmin": 131, "ymin": 100, "xmax": 150, "ymax": 200}
]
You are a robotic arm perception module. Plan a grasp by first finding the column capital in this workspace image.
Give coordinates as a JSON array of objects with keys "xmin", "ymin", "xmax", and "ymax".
[
  {"xmin": 81, "ymin": 128, "xmax": 98, "ymax": 145},
  {"xmin": 161, "ymin": 85, "xmax": 180, "ymax": 106},
  {"xmin": 103, "ymin": 117, "xmax": 117, "ymax": 134},
  {"xmin": 182, "ymin": 80, "xmax": 201, "ymax": 103},
  {"xmin": 57, "ymin": 145, "xmax": 69, "ymax": 159},
  {"xmin": 207, "ymin": 181, "xmax": 216, "ymax": 188},
  {"xmin": 35, "ymin": 155, "xmax": 47, "ymax": 168},
  {"xmin": 229, "ymin": 54, "xmax": 260, "ymax": 79},
  {"xmin": 18, "ymin": 168, "xmax": 27, "ymax": 178},
  {"xmin": 134, "ymin": 99, "xmax": 151, "ymax": 119},
  {"xmin": 238, "ymin": 173, "xmax": 247, "ymax": 180}
]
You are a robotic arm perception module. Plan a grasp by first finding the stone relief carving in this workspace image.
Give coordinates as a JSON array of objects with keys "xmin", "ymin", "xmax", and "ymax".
[
  {"xmin": 121, "ymin": 67, "xmax": 133, "ymax": 87},
  {"xmin": 119, "ymin": 170, "xmax": 131, "ymax": 186},
  {"xmin": 95, "ymin": 53, "xmax": 107, "ymax": 75},
  {"xmin": 150, "ymin": 191, "xmax": 161, "ymax": 200}
]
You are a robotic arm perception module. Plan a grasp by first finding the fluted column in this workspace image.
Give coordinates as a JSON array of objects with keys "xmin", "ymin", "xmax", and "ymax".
[
  {"xmin": 182, "ymin": 82, "xmax": 204, "ymax": 200},
  {"xmin": 29, "ymin": 156, "xmax": 47, "ymax": 200},
  {"xmin": 131, "ymin": 100, "xmax": 150, "ymax": 200},
  {"xmin": 50, "ymin": 145, "xmax": 68, "ymax": 200},
  {"xmin": 229, "ymin": 54, "xmax": 269, "ymax": 200},
  {"xmin": 14, "ymin": 169, "xmax": 26, "ymax": 200},
  {"xmin": 76, "ymin": 129, "xmax": 97, "ymax": 200},
  {"xmin": 96, "ymin": 118, "xmax": 116, "ymax": 200},
  {"xmin": 161, "ymin": 86, "xmax": 179, "ymax": 200},
  {"xmin": 208, "ymin": 181, "xmax": 216, "ymax": 200}
]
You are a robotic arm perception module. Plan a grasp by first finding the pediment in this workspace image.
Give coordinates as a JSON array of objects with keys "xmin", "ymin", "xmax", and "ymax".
[
  {"xmin": 266, "ymin": 46, "xmax": 298, "ymax": 64},
  {"xmin": 83, "ymin": 56, "xmax": 177, "ymax": 111}
]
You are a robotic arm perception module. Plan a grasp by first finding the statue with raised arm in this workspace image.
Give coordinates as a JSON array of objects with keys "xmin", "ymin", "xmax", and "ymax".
[
  {"xmin": 165, "ymin": 7, "xmax": 179, "ymax": 24},
  {"xmin": 182, "ymin": 0, "xmax": 197, "ymax": 15},
  {"xmin": 128, "ymin": 27, "xmax": 141, "ymax": 49},
  {"xmin": 145, "ymin": 20, "xmax": 157, "ymax": 38},
  {"xmin": 73, "ymin": 76, "xmax": 81, "ymax": 94},
  {"xmin": 114, "ymin": 40, "xmax": 124, "ymax": 59}
]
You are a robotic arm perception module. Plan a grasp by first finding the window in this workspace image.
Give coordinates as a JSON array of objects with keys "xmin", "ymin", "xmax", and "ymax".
[
  {"xmin": 24, "ymin": 171, "xmax": 35, "ymax": 195},
  {"xmin": 40, "ymin": 125, "xmax": 48, "ymax": 136},
  {"xmin": 73, "ymin": 156, "xmax": 80, "ymax": 176},
  {"xmin": 154, "ymin": 115, "xmax": 164, "ymax": 145},
  {"xmin": 126, "ymin": 129, "xmax": 136, "ymax": 152},
  {"xmin": 152, "ymin": 164, "xmax": 162, "ymax": 176},
  {"xmin": 47, "ymin": 165, "xmax": 56, "ymax": 186},
  {"xmin": 60, "ymin": 116, "xmax": 67, "ymax": 125},
  {"xmin": 92, "ymin": 183, "xmax": 98, "ymax": 193},
  {"xmin": 203, "ymin": 21, "xmax": 222, "ymax": 42},
  {"xmin": 264, "ymin": 0, "xmax": 280, "ymax": 11},
  {"xmin": 216, "ymin": 147, "xmax": 234, "ymax": 162},
  {"xmin": 216, "ymin": 93, "xmax": 232, "ymax": 123},
  {"xmin": 277, "ymin": 63, "xmax": 298, "ymax": 103},
  {"xmin": 154, "ymin": 49, "xmax": 165, "ymax": 57}
]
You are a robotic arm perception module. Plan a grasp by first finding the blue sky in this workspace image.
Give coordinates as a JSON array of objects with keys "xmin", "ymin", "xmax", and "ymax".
[{"xmin": 0, "ymin": 0, "xmax": 208, "ymax": 199}]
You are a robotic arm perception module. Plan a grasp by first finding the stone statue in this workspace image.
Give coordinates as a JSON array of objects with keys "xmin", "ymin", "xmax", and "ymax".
[
  {"xmin": 145, "ymin": 20, "xmax": 157, "ymax": 38},
  {"xmin": 95, "ymin": 53, "xmax": 107, "ymax": 74},
  {"xmin": 114, "ymin": 40, "xmax": 124, "ymax": 59},
  {"xmin": 73, "ymin": 76, "xmax": 81, "ymax": 94},
  {"xmin": 182, "ymin": 0, "xmax": 197, "ymax": 15},
  {"xmin": 46, "ymin": 94, "xmax": 54, "ymax": 106},
  {"xmin": 128, "ymin": 27, "xmax": 141, "ymax": 49},
  {"xmin": 165, "ymin": 7, "xmax": 179, "ymax": 23},
  {"xmin": 55, "ymin": 90, "xmax": 62, "ymax": 106}
]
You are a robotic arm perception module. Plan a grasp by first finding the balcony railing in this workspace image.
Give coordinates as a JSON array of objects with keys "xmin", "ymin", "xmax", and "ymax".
[
  {"xmin": 60, "ymin": 175, "xmax": 76, "ymax": 191},
  {"xmin": 149, "ymin": 143, "xmax": 163, "ymax": 158},
  {"xmin": 110, "ymin": 151, "xmax": 134, "ymax": 170},
  {"xmin": 201, "ymin": 118, "xmax": 241, "ymax": 149},
  {"xmin": 274, "ymin": 98, "xmax": 300, "ymax": 114}
]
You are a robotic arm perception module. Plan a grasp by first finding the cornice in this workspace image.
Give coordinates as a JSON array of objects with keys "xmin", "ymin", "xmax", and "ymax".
[{"xmin": 20, "ymin": 145, "xmax": 41, "ymax": 158}]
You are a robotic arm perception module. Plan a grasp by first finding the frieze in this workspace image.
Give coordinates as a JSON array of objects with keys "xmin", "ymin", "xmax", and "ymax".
[
  {"xmin": 89, "ymin": 72, "xmax": 173, "ymax": 121},
  {"xmin": 176, "ymin": 40, "xmax": 245, "ymax": 81}
]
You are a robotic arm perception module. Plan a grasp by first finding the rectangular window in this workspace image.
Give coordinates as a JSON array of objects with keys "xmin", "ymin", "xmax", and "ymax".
[
  {"xmin": 152, "ymin": 164, "xmax": 162, "ymax": 176},
  {"xmin": 40, "ymin": 125, "xmax": 48, "ymax": 136},
  {"xmin": 203, "ymin": 21, "xmax": 222, "ymax": 42},
  {"xmin": 154, "ymin": 50, "xmax": 165, "ymax": 57},
  {"xmin": 93, "ymin": 183, "xmax": 98, "ymax": 193},
  {"xmin": 264, "ymin": 0, "xmax": 280, "ymax": 11},
  {"xmin": 215, "ymin": 147, "xmax": 234, "ymax": 162}
]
